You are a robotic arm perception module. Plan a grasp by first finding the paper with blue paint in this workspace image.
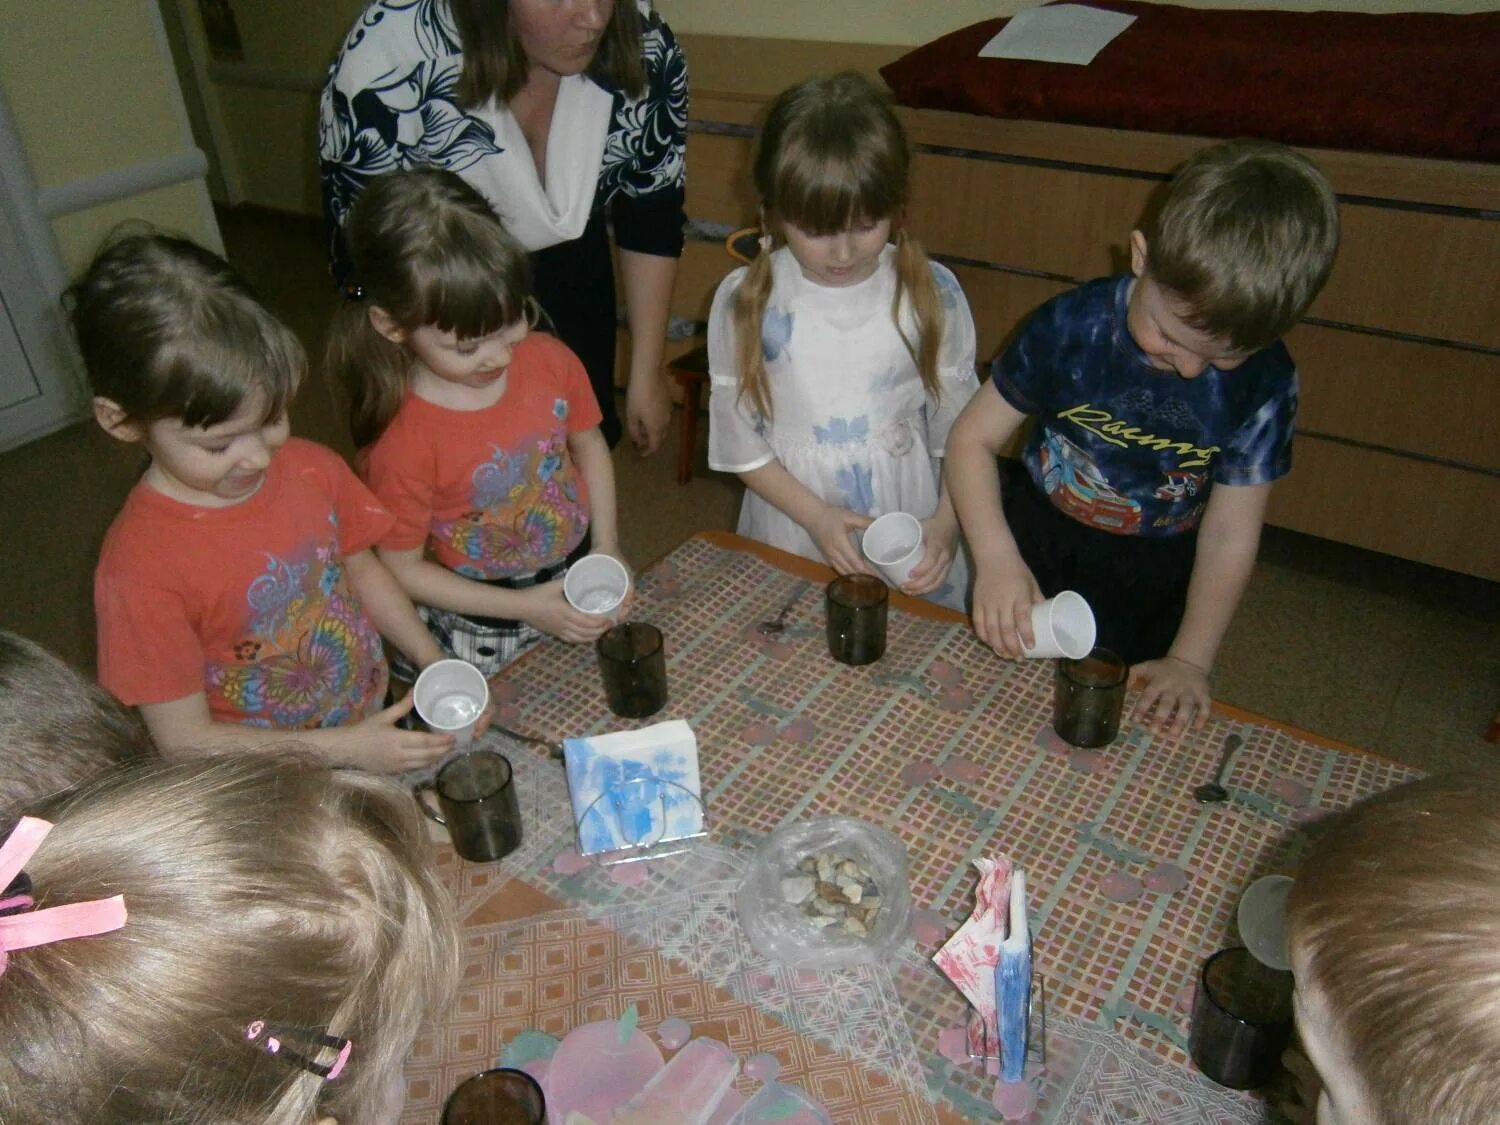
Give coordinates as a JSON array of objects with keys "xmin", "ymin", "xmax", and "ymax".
[
  {"xmin": 564, "ymin": 720, "xmax": 703, "ymax": 856},
  {"xmin": 996, "ymin": 867, "xmax": 1031, "ymax": 1083}
]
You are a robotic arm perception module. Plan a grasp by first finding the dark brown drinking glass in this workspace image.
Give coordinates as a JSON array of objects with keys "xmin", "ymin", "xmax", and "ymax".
[
  {"xmin": 442, "ymin": 1067, "xmax": 546, "ymax": 1125},
  {"xmin": 1053, "ymin": 647, "xmax": 1127, "ymax": 747},
  {"xmin": 416, "ymin": 750, "xmax": 523, "ymax": 862},
  {"xmin": 1189, "ymin": 946, "xmax": 1294, "ymax": 1089},
  {"xmin": 825, "ymin": 574, "xmax": 888, "ymax": 666},
  {"xmin": 596, "ymin": 622, "xmax": 668, "ymax": 718}
]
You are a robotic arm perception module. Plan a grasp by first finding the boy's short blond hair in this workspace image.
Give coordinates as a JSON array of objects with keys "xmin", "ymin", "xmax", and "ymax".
[
  {"xmin": 1145, "ymin": 139, "xmax": 1339, "ymax": 353},
  {"xmin": 0, "ymin": 631, "xmax": 151, "ymax": 818},
  {"xmin": 1287, "ymin": 766, "xmax": 1500, "ymax": 1123}
]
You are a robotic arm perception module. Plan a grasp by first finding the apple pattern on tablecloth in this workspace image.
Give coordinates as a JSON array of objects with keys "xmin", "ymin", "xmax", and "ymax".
[{"xmin": 495, "ymin": 1006, "xmax": 832, "ymax": 1124}]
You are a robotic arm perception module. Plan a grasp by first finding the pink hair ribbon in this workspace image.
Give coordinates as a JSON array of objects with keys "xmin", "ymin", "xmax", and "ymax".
[{"xmin": 0, "ymin": 817, "xmax": 127, "ymax": 976}]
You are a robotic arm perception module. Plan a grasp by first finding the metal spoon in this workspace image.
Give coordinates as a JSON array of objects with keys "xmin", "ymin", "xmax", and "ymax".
[
  {"xmin": 1194, "ymin": 733, "xmax": 1243, "ymax": 804},
  {"xmin": 758, "ymin": 581, "xmax": 811, "ymax": 635},
  {"xmin": 492, "ymin": 723, "xmax": 565, "ymax": 760}
]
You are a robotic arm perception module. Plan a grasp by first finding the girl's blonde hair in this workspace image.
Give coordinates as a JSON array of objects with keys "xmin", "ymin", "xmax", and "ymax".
[
  {"xmin": 326, "ymin": 168, "xmax": 534, "ymax": 448},
  {"xmin": 0, "ymin": 753, "xmax": 460, "ymax": 1124},
  {"xmin": 734, "ymin": 71, "xmax": 944, "ymax": 420},
  {"xmin": 65, "ymin": 229, "xmax": 303, "ymax": 428}
]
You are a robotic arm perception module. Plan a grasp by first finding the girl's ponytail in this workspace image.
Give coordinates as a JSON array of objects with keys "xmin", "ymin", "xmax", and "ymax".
[
  {"xmin": 325, "ymin": 295, "xmax": 410, "ymax": 450},
  {"xmin": 891, "ymin": 225, "xmax": 945, "ymax": 399},
  {"xmin": 731, "ymin": 240, "xmax": 778, "ymax": 420}
]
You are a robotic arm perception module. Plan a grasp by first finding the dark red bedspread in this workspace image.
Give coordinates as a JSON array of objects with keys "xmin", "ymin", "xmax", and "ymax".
[{"xmin": 879, "ymin": 1, "xmax": 1500, "ymax": 164}]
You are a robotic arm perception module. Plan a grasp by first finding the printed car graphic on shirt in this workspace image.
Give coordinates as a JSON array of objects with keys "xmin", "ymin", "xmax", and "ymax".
[{"xmin": 1039, "ymin": 431, "xmax": 1142, "ymax": 534}]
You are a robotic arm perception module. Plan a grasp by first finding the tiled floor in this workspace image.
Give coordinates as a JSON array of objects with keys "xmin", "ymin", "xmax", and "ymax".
[{"xmin": 2, "ymin": 206, "xmax": 1493, "ymax": 775}]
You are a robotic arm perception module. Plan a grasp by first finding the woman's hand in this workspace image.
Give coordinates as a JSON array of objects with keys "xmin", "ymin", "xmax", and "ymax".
[
  {"xmin": 1129, "ymin": 655, "xmax": 1211, "ymax": 735},
  {"xmin": 901, "ymin": 514, "xmax": 958, "ymax": 597},
  {"xmin": 970, "ymin": 558, "xmax": 1043, "ymax": 658},
  {"xmin": 805, "ymin": 503, "xmax": 875, "ymax": 576},
  {"xmin": 519, "ymin": 579, "xmax": 616, "ymax": 644},
  {"xmin": 626, "ymin": 372, "xmax": 672, "ymax": 455}
]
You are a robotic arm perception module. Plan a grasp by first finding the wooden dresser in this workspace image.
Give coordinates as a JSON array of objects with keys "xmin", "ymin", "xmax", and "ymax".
[{"xmin": 667, "ymin": 34, "xmax": 1500, "ymax": 583}]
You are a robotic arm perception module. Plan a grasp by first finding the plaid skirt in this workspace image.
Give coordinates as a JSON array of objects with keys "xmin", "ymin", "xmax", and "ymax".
[{"xmin": 391, "ymin": 535, "xmax": 591, "ymax": 682}]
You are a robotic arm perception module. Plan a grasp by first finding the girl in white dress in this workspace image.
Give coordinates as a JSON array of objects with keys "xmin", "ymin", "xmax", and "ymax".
[{"xmin": 707, "ymin": 72, "xmax": 980, "ymax": 608}]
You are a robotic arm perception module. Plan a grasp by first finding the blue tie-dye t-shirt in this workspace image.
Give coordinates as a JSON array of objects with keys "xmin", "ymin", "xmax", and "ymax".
[{"xmin": 992, "ymin": 276, "xmax": 1297, "ymax": 537}]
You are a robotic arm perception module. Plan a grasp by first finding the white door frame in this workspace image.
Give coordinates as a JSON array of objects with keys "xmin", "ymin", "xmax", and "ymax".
[
  {"xmin": 0, "ymin": 1, "xmax": 219, "ymax": 455},
  {"xmin": 0, "ymin": 82, "xmax": 86, "ymax": 454}
]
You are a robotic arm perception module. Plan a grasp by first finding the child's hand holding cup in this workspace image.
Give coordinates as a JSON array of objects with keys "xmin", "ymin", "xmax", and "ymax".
[{"xmin": 861, "ymin": 512, "xmax": 924, "ymax": 589}]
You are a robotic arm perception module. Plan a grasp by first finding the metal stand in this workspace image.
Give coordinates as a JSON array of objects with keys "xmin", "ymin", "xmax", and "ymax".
[
  {"xmin": 965, "ymin": 974, "xmax": 1048, "ymax": 1069},
  {"xmin": 574, "ymin": 776, "xmax": 707, "ymax": 867}
]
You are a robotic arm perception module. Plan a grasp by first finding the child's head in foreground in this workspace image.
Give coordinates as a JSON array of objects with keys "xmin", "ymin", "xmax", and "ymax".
[
  {"xmin": 0, "ymin": 752, "xmax": 459, "ymax": 1124},
  {"xmin": 1129, "ymin": 139, "xmax": 1339, "ymax": 378},
  {"xmin": 737, "ymin": 69, "xmax": 944, "ymax": 416},
  {"xmin": 1286, "ymin": 765, "xmax": 1500, "ymax": 1124},
  {"xmin": 67, "ymin": 229, "xmax": 304, "ymax": 508},
  {"xmin": 0, "ymin": 630, "xmax": 151, "ymax": 818},
  {"xmin": 326, "ymin": 166, "xmax": 534, "ymax": 448}
]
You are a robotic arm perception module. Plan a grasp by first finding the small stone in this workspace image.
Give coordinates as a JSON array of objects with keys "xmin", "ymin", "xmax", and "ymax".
[
  {"xmin": 815, "ymin": 855, "xmax": 835, "ymax": 883},
  {"xmin": 841, "ymin": 882, "xmax": 864, "ymax": 904},
  {"xmin": 861, "ymin": 896, "xmax": 882, "ymax": 912},
  {"xmin": 798, "ymin": 857, "xmax": 817, "ymax": 874},
  {"xmin": 816, "ymin": 881, "xmax": 844, "ymax": 902},
  {"xmin": 810, "ymin": 898, "xmax": 844, "ymax": 917},
  {"xmin": 838, "ymin": 861, "xmax": 863, "ymax": 879},
  {"xmin": 842, "ymin": 916, "xmax": 868, "ymax": 935},
  {"xmin": 780, "ymin": 876, "xmax": 815, "ymax": 905},
  {"xmin": 807, "ymin": 914, "xmax": 838, "ymax": 929}
]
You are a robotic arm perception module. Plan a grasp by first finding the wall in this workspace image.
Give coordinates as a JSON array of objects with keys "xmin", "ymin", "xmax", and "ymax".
[
  {"xmin": 0, "ymin": 1, "xmax": 220, "ymax": 274},
  {"xmin": 0, "ymin": 1, "xmax": 219, "ymax": 449}
]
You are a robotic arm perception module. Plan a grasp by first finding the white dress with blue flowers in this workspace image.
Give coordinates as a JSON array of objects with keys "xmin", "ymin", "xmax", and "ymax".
[{"xmin": 707, "ymin": 245, "xmax": 980, "ymax": 606}]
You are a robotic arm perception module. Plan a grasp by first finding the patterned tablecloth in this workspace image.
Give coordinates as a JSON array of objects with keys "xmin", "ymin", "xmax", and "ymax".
[{"xmin": 402, "ymin": 533, "xmax": 1419, "ymax": 1124}]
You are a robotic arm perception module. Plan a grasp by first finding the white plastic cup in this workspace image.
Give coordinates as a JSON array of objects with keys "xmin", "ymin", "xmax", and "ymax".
[
  {"xmin": 563, "ymin": 554, "xmax": 630, "ymax": 618},
  {"xmin": 1238, "ymin": 875, "xmax": 1295, "ymax": 971},
  {"xmin": 1022, "ymin": 590, "xmax": 1096, "ymax": 660},
  {"xmin": 861, "ymin": 512, "xmax": 924, "ymax": 588},
  {"xmin": 413, "ymin": 659, "xmax": 489, "ymax": 750}
]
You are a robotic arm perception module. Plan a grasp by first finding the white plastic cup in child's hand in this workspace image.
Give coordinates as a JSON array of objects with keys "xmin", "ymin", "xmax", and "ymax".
[
  {"xmin": 1022, "ymin": 590, "xmax": 1096, "ymax": 660},
  {"xmin": 563, "ymin": 554, "xmax": 630, "ymax": 619},
  {"xmin": 861, "ymin": 512, "xmax": 924, "ymax": 588},
  {"xmin": 413, "ymin": 658, "xmax": 490, "ymax": 750}
]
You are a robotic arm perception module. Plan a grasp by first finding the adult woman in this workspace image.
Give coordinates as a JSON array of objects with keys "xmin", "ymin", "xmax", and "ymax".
[{"xmin": 320, "ymin": 0, "xmax": 687, "ymax": 454}]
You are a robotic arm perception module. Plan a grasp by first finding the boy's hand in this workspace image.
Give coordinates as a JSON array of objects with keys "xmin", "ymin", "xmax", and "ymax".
[
  {"xmin": 806, "ymin": 503, "xmax": 875, "ymax": 576},
  {"xmin": 519, "ymin": 579, "xmax": 616, "ymax": 644},
  {"xmin": 971, "ymin": 559, "xmax": 1043, "ymax": 658},
  {"xmin": 349, "ymin": 694, "xmax": 453, "ymax": 773},
  {"xmin": 901, "ymin": 514, "xmax": 958, "ymax": 596},
  {"xmin": 1129, "ymin": 656, "xmax": 1211, "ymax": 735}
]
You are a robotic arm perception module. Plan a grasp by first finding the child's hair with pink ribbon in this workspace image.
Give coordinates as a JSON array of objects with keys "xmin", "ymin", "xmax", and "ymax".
[{"xmin": 0, "ymin": 754, "xmax": 458, "ymax": 1123}]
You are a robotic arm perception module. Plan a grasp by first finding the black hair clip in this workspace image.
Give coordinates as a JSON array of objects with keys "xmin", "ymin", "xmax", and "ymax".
[
  {"xmin": 245, "ymin": 1020, "xmax": 352, "ymax": 1080},
  {"xmin": 342, "ymin": 281, "xmax": 366, "ymax": 302},
  {"xmin": 0, "ymin": 869, "xmax": 32, "ymax": 917}
]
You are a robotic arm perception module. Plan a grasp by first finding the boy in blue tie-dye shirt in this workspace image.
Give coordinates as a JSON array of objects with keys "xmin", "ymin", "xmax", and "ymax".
[{"xmin": 947, "ymin": 140, "xmax": 1339, "ymax": 734}]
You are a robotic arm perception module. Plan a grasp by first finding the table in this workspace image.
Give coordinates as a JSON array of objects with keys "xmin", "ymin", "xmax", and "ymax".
[{"xmin": 401, "ymin": 533, "xmax": 1418, "ymax": 1123}]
